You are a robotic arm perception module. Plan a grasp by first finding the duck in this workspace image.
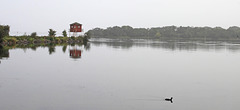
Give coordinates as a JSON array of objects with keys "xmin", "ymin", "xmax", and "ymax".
[{"xmin": 165, "ymin": 97, "xmax": 173, "ymax": 103}]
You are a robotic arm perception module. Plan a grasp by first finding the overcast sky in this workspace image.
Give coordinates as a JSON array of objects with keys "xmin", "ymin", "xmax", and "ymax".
[{"xmin": 1, "ymin": 0, "xmax": 240, "ymax": 36}]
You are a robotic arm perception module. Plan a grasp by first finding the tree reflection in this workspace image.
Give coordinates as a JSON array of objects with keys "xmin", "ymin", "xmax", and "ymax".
[
  {"xmin": 84, "ymin": 42, "xmax": 91, "ymax": 51},
  {"xmin": 48, "ymin": 43, "xmax": 56, "ymax": 55},
  {"xmin": 69, "ymin": 49, "xmax": 81, "ymax": 59},
  {"xmin": 62, "ymin": 45, "xmax": 67, "ymax": 53},
  {"xmin": 2, "ymin": 40, "xmax": 240, "ymax": 61},
  {"xmin": 0, "ymin": 43, "xmax": 89, "ymax": 60},
  {"xmin": 91, "ymin": 39, "xmax": 240, "ymax": 52},
  {"xmin": 0, "ymin": 45, "xmax": 9, "ymax": 59}
]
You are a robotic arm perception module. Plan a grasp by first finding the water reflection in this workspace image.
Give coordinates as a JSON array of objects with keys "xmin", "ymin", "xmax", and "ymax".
[
  {"xmin": 62, "ymin": 45, "xmax": 67, "ymax": 53},
  {"xmin": 0, "ymin": 45, "xmax": 9, "ymax": 59},
  {"xmin": 1, "ymin": 39, "xmax": 240, "ymax": 61},
  {"xmin": 90, "ymin": 39, "xmax": 240, "ymax": 52},
  {"xmin": 1, "ymin": 40, "xmax": 240, "ymax": 110},
  {"xmin": 48, "ymin": 43, "xmax": 56, "ymax": 55},
  {"xmin": 0, "ymin": 43, "xmax": 90, "ymax": 61},
  {"xmin": 69, "ymin": 48, "xmax": 82, "ymax": 59}
]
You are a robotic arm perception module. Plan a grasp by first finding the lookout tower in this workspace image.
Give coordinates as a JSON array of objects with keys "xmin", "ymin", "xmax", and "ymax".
[{"xmin": 69, "ymin": 22, "xmax": 82, "ymax": 37}]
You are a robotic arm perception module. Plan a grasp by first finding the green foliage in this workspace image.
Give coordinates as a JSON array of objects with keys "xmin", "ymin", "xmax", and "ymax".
[
  {"xmin": 0, "ymin": 27, "xmax": 88, "ymax": 45},
  {"xmin": 55, "ymin": 37, "xmax": 61, "ymax": 43},
  {"xmin": 48, "ymin": 29, "xmax": 56, "ymax": 37},
  {"xmin": 76, "ymin": 36, "xmax": 83, "ymax": 41},
  {"xmin": 61, "ymin": 36, "xmax": 69, "ymax": 42},
  {"xmin": 28, "ymin": 37, "xmax": 35, "ymax": 43},
  {"xmin": 39, "ymin": 37, "xmax": 45, "ymax": 42},
  {"xmin": 48, "ymin": 36, "xmax": 54, "ymax": 41},
  {"xmin": 71, "ymin": 36, "xmax": 75, "ymax": 40},
  {"xmin": 0, "ymin": 25, "xmax": 10, "ymax": 43},
  {"xmin": 3, "ymin": 37, "xmax": 18, "ymax": 44},
  {"xmin": 62, "ymin": 30, "xmax": 67, "ymax": 37},
  {"xmin": 30, "ymin": 32, "xmax": 37, "ymax": 37}
]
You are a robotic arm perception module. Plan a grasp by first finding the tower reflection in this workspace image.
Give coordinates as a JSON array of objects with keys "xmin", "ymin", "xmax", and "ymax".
[{"xmin": 69, "ymin": 48, "xmax": 82, "ymax": 59}]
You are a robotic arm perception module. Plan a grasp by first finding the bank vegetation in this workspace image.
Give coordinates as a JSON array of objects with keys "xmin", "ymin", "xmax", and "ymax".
[{"xmin": 0, "ymin": 25, "xmax": 90, "ymax": 46}]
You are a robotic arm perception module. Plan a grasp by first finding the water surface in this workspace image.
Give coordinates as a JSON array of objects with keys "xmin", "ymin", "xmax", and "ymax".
[{"xmin": 0, "ymin": 40, "xmax": 240, "ymax": 110}]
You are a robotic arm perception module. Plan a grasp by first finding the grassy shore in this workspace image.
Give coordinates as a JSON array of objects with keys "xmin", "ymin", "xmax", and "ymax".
[{"xmin": 1, "ymin": 35, "xmax": 89, "ymax": 46}]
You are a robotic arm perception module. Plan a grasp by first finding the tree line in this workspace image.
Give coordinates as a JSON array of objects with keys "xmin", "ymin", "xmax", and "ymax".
[{"xmin": 88, "ymin": 26, "xmax": 240, "ymax": 41}]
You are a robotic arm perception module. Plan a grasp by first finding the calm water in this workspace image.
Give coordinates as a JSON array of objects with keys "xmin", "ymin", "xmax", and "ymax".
[{"xmin": 0, "ymin": 40, "xmax": 240, "ymax": 110}]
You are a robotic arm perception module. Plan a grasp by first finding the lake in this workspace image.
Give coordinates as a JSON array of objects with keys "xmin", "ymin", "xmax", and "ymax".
[{"xmin": 0, "ymin": 39, "xmax": 240, "ymax": 110}]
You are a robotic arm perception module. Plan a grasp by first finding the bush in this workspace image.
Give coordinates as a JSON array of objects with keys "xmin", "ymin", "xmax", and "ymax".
[
  {"xmin": 60, "ymin": 37, "xmax": 69, "ymax": 42},
  {"xmin": 71, "ymin": 36, "xmax": 75, "ymax": 40},
  {"xmin": 3, "ymin": 37, "xmax": 18, "ymax": 44},
  {"xmin": 39, "ymin": 37, "xmax": 45, "ymax": 42},
  {"xmin": 30, "ymin": 32, "xmax": 37, "ymax": 37},
  {"xmin": 28, "ymin": 37, "xmax": 35, "ymax": 43},
  {"xmin": 55, "ymin": 37, "xmax": 61, "ymax": 43}
]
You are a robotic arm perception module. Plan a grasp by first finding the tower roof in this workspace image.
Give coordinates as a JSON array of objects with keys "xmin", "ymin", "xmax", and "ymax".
[{"xmin": 70, "ymin": 22, "xmax": 82, "ymax": 25}]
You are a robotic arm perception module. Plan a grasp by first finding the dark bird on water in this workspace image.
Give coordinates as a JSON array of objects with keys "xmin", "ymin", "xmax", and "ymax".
[{"xmin": 165, "ymin": 97, "xmax": 173, "ymax": 103}]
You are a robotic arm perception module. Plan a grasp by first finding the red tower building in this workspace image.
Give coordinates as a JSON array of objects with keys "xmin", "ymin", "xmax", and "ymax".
[
  {"xmin": 70, "ymin": 22, "xmax": 82, "ymax": 37},
  {"xmin": 70, "ymin": 22, "xmax": 82, "ymax": 32}
]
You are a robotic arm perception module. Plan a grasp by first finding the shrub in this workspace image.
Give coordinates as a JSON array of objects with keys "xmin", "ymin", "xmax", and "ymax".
[
  {"xmin": 28, "ymin": 37, "xmax": 35, "ymax": 43},
  {"xmin": 30, "ymin": 32, "xmax": 37, "ymax": 37},
  {"xmin": 3, "ymin": 37, "xmax": 18, "ymax": 44},
  {"xmin": 55, "ymin": 37, "xmax": 61, "ymax": 43},
  {"xmin": 71, "ymin": 36, "xmax": 75, "ymax": 40}
]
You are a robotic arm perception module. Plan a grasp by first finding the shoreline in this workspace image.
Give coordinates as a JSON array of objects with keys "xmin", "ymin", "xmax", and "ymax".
[{"xmin": 1, "ymin": 36, "xmax": 89, "ymax": 46}]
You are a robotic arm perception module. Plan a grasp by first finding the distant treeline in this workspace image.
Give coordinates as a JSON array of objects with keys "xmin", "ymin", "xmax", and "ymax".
[{"xmin": 88, "ymin": 26, "xmax": 240, "ymax": 40}]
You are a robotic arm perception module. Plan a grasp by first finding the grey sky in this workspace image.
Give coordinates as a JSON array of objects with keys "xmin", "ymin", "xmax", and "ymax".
[{"xmin": 1, "ymin": 0, "xmax": 240, "ymax": 36}]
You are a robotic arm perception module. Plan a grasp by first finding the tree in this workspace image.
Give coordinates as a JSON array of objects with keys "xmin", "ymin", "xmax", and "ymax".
[
  {"xmin": 0, "ymin": 25, "xmax": 10, "ymax": 43},
  {"xmin": 48, "ymin": 29, "xmax": 56, "ymax": 37},
  {"xmin": 62, "ymin": 30, "xmax": 67, "ymax": 37},
  {"xmin": 30, "ymin": 32, "xmax": 37, "ymax": 37},
  {"xmin": 84, "ymin": 31, "xmax": 91, "ymax": 39}
]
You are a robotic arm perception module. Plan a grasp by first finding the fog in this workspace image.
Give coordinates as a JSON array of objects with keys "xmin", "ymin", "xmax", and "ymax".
[{"xmin": 0, "ymin": 0, "xmax": 240, "ymax": 36}]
